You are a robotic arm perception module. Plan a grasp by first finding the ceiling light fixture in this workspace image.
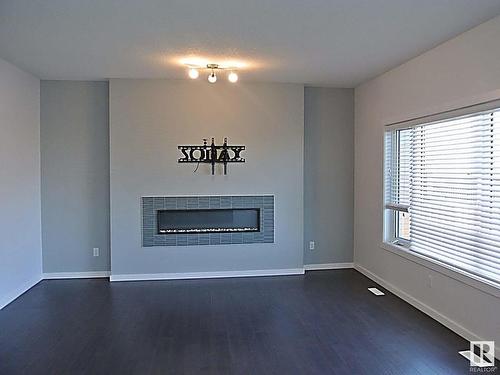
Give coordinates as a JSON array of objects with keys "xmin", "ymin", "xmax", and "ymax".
[
  {"xmin": 228, "ymin": 71, "xmax": 238, "ymax": 83},
  {"xmin": 208, "ymin": 71, "xmax": 217, "ymax": 83},
  {"xmin": 207, "ymin": 64, "xmax": 218, "ymax": 83},
  {"xmin": 188, "ymin": 68, "xmax": 199, "ymax": 79},
  {"xmin": 185, "ymin": 63, "xmax": 239, "ymax": 83}
]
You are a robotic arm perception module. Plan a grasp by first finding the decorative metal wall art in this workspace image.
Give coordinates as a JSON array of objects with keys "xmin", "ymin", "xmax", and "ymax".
[{"xmin": 178, "ymin": 138, "xmax": 245, "ymax": 175}]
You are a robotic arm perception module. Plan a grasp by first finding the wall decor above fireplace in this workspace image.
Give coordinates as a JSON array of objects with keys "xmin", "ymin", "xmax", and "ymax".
[
  {"xmin": 142, "ymin": 195, "xmax": 274, "ymax": 247},
  {"xmin": 178, "ymin": 137, "xmax": 245, "ymax": 175}
]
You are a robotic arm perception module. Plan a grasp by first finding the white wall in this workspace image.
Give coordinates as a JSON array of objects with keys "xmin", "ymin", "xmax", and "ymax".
[
  {"xmin": 0, "ymin": 58, "xmax": 41, "ymax": 309},
  {"xmin": 354, "ymin": 15, "xmax": 500, "ymax": 352},
  {"xmin": 41, "ymin": 81, "xmax": 110, "ymax": 274},
  {"xmin": 110, "ymin": 80, "xmax": 304, "ymax": 277}
]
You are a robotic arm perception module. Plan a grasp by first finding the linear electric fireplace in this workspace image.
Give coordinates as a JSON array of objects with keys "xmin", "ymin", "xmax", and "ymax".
[
  {"xmin": 157, "ymin": 208, "xmax": 260, "ymax": 234},
  {"xmin": 142, "ymin": 195, "xmax": 274, "ymax": 247}
]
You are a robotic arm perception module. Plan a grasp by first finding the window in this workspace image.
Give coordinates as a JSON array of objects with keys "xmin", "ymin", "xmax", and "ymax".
[{"xmin": 384, "ymin": 103, "xmax": 500, "ymax": 287}]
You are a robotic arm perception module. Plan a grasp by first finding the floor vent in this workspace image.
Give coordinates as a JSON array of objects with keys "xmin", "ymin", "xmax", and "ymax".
[{"xmin": 368, "ymin": 287, "xmax": 385, "ymax": 296}]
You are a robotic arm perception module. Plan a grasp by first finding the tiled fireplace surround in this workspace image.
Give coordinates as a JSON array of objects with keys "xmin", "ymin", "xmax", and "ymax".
[{"xmin": 142, "ymin": 195, "xmax": 274, "ymax": 247}]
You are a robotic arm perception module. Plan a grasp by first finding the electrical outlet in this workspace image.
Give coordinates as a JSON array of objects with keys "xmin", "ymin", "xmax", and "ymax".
[
  {"xmin": 93, "ymin": 247, "xmax": 99, "ymax": 257},
  {"xmin": 309, "ymin": 241, "xmax": 315, "ymax": 250}
]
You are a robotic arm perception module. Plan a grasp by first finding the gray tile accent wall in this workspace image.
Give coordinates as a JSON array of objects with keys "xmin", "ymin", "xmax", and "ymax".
[{"xmin": 142, "ymin": 195, "xmax": 274, "ymax": 247}]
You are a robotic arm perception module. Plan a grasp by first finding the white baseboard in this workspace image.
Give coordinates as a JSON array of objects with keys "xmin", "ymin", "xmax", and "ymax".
[
  {"xmin": 110, "ymin": 268, "xmax": 305, "ymax": 282},
  {"xmin": 0, "ymin": 275, "xmax": 42, "ymax": 310},
  {"xmin": 304, "ymin": 262, "xmax": 354, "ymax": 271},
  {"xmin": 354, "ymin": 263, "xmax": 500, "ymax": 359},
  {"xmin": 43, "ymin": 271, "xmax": 111, "ymax": 279}
]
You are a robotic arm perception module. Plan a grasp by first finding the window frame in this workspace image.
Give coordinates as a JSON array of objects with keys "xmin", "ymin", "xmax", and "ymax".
[
  {"xmin": 384, "ymin": 128, "xmax": 411, "ymax": 247},
  {"xmin": 395, "ymin": 211, "xmax": 410, "ymax": 245},
  {"xmin": 382, "ymin": 99, "xmax": 500, "ymax": 295}
]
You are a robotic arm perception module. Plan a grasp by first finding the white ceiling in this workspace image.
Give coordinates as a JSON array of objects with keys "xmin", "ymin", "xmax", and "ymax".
[{"xmin": 1, "ymin": 1, "xmax": 500, "ymax": 87}]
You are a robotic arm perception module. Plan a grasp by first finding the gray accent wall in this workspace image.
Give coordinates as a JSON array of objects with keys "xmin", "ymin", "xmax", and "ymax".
[
  {"xmin": 304, "ymin": 87, "xmax": 354, "ymax": 265},
  {"xmin": 37, "ymin": 80, "xmax": 356, "ymax": 276},
  {"xmin": 109, "ymin": 80, "xmax": 304, "ymax": 276},
  {"xmin": 41, "ymin": 81, "xmax": 110, "ymax": 273},
  {"xmin": 0, "ymin": 58, "xmax": 41, "ymax": 309}
]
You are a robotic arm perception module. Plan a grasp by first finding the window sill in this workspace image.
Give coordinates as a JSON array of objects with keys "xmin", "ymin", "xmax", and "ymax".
[{"xmin": 380, "ymin": 242, "xmax": 500, "ymax": 299}]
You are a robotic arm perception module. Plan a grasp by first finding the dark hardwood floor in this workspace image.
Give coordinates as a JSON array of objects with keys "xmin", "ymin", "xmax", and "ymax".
[{"xmin": 0, "ymin": 270, "xmax": 493, "ymax": 374}]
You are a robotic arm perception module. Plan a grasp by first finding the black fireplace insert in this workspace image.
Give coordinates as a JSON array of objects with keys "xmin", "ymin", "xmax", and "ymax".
[{"xmin": 157, "ymin": 208, "xmax": 260, "ymax": 234}]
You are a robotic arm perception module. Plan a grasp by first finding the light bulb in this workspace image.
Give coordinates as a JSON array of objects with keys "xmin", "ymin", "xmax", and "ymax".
[
  {"xmin": 208, "ymin": 72, "xmax": 217, "ymax": 83},
  {"xmin": 188, "ymin": 68, "xmax": 199, "ymax": 79},
  {"xmin": 228, "ymin": 71, "xmax": 238, "ymax": 83}
]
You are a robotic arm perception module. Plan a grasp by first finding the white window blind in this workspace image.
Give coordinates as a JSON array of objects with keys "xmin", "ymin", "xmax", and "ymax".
[{"xmin": 384, "ymin": 106, "xmax": 500, "ymax": 286}]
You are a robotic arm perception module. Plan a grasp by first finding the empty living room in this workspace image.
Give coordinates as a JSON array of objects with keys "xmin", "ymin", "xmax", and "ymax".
[{"xmin": 1, "ymin": 1, "xmax": 500, "ymax": 374}]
